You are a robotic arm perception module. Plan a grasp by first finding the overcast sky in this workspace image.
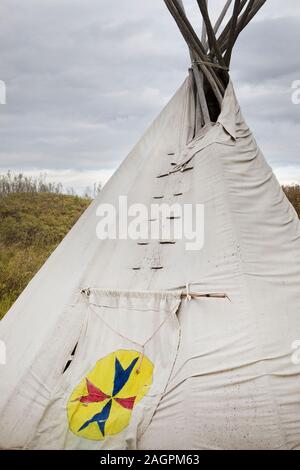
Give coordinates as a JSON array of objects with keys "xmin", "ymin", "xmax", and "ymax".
[{"xmin": 0, "ymin": 0, "xmax": 299, "ymax": 194}]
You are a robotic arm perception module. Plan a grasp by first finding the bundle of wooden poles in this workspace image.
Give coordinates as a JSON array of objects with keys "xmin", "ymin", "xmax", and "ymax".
[{"xmin": 163, "ymin": 0, "xmax": 267, "ymax": 126}]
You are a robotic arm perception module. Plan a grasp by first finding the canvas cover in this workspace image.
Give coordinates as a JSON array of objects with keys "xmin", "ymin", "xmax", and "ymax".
[
  {"xmin": 27, "ymin": 289, "xmax": 181, "ymax": 449},
  {"xmin": 0, "ymin": 75, "xmax": 300, "ymax": 450}
]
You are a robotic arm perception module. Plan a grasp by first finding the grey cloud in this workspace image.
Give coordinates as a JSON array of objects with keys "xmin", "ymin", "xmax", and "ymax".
[
  {"xmin": 0, "ymin": 0, "xmax": 299, "ymax": 187},
  {"xmin": 232, "ymin": 17, "xmax": 300, "ymax": 84}
]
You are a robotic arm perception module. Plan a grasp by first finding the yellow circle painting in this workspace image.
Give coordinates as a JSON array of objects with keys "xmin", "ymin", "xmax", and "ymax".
[{"xmin": 67, "ymin": 350, "xmax": 154, "ymax": 441}]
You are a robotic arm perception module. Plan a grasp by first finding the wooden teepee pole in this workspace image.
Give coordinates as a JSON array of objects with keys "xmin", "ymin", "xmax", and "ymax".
[
  {"xmin": 196, "ymin": 0, "xmax": 228, "ymax": 72},
  {"xmin": 201, "ymin": 0, "xmax": 208, "ymax": 51},
  {"xmin": 235, "ymin": 0, "xmax": 267, "ymax": 36},
  {"xmin": 237, "ymin": 0, "xmax": 256, "ymax": 32},
  {"xmin": 215, "ymin": 0, "xmax": 247, "ymax": 55},
  {"xmin": 213, "ymin": 0, "xmax": 233, "ymax": 35},
  {"xmin": 224, "ymin": 0, "xmax": 241, "ymax": 66},
  {"xmin": 177, "ymin": 0, "xmax": 211, "ymax": 126},
  {"xmin": 218, "ymin": 0, "xmax": 267, "ymax": 55},
  {"xmin": 164, "ymin": 0, "xmax": 224, "ymax": 103}
]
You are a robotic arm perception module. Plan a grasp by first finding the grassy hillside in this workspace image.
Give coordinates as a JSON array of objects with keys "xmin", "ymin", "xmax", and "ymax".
[
  {"xmin": 0, "ymin": 192, "xmax": 90, "ymax": 319},
  {"xmin": 283, "ymin": 185, "xmax": 300, "ymax": 218},
  {"xmin": 0, "ymin": 184, "xmax": 299, "ymax": 320}
]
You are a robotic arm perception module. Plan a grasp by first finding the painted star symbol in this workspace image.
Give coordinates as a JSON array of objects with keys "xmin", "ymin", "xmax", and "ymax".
[{"xmin": 76, "ymin": 356, "xmax": 139, "ymax": 436}]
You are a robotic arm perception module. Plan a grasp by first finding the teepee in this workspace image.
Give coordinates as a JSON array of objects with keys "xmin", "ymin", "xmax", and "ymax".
[{"xmin": 1, "ymin": 0, "xmax": 300, "ymax": 450}]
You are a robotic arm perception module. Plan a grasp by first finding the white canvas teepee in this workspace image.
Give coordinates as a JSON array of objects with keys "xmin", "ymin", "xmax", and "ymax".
[{"xmin": 0, "ymin": 1, "xmax": 300, "ymax": 450}]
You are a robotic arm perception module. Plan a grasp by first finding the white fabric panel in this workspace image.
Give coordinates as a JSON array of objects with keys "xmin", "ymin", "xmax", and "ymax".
[
  {"xmin": 139, "ymin": 83, "xmax": 300, "ymax": 450},
  {"xmin": 27, "ymin": 289, "xmax": 181, "ymax": 450},
  {"xmin": 0, "ymin": 75, "xmax": 300, "ymax": 450},
  {"xmin": 0, "ymin": 77, "xmax": 193, "ymax": 449}
]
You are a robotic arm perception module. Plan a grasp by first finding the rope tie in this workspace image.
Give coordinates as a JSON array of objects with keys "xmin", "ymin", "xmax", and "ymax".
[
  {"xmin": 185, "ymin": 282, "xmax": 192, "ymax": 302},
  {"xmin": 81, "ymin": 291, "xmax": 176, "ymax": 374},
  {"xmin": 192, "ymin": 59, "xmax": 229, "ymax": 71},
  {"xmin": 135, "ymin": 351, "xmax": 144, "ymax": 375}
]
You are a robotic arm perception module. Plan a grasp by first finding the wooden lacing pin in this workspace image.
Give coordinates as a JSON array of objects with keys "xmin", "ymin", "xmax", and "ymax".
[
  {"xmin": 180, "ymin": 292, "xmax": 231, "ymax": 302},
  {"xmin": 185, "ymin": 283, "xmax": 192, "ymax": 302},
  {"xmin": 156, "ymin": 173, "xmax": 169, "ymax": 179},
  {"xmin": 136, "ymin": 351, "xmax": 144, "ymax": 375},
  {"xmin": 81, "ymin": 288, "xmax": 91, "ymax": 297},
  {"xmin": 181, "ymin": 166, "xmax": 194, "ymax": 173}
]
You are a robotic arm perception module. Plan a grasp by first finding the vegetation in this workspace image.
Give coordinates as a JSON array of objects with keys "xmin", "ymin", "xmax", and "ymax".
[
  {"xmin": 283, "ymin": 185, "xmax": 300, "ymax": 218},
  {"xmin": 0, "ymin": 171, "xmax": 64, "ymax": 196},
  {"xmin": 0, "ymin": 172, "xmax": 299, "ymax": 320},
  {"xmin": 0, "ymin": 173, "xmax": 91, "ymax": 319},
  {"xmin": 0, "ymin": 171, "xmax": 101, "ymax": 199}
]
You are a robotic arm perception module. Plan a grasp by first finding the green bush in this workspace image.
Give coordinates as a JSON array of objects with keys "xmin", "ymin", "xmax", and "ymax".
[
  {"xmin": 283, "ymin": 185, "xmax": 300, "ymax": 218},
  {"xmin": 0, "ymin": 192, "xmax": 90, "ymax": 319}
]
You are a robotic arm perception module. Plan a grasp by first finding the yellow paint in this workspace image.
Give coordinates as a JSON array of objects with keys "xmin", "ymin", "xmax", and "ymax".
[{"xmin": 67, "ymin": 350, "xmax": 154, "ymax": 441}]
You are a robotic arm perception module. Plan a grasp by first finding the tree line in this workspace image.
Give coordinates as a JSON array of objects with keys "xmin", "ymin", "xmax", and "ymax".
[{"xmin": 0, "ymin": 171, "xmax": 101, "ymax": 199}]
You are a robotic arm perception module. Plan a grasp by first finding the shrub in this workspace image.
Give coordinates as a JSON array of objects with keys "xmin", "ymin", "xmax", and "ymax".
[{"xmin": 0, "ymin": 192, "xmax": 90, "ymax": 319}]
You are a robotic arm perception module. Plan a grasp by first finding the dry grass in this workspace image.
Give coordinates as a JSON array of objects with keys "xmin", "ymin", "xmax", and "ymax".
[{"xmin": 0, "ymin": 192, "xmax": 90, "ymax": 319}]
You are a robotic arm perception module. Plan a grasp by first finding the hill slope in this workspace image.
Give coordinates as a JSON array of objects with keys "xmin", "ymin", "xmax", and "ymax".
[
  {"xmin": 283, "ymin": 185, "xmax": 300, "ymax": 218},
  {"xmin": 0, "ymin": 193, "xmax": 90, "ymax": 319}
]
